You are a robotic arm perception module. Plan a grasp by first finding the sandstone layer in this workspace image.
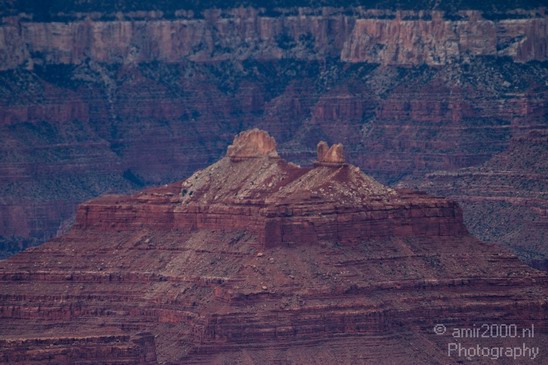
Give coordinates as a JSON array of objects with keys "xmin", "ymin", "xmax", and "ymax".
[{"xmin": 0, "ymin": 130, "xmax": 547, "ymax": 364}]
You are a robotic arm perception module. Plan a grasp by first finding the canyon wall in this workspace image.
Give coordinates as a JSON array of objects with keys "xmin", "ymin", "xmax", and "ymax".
[
  {"xmin": 0, "ymin": 5, "xmax": 546, "ymax": 266},
  {"xmin": 0, "ymin": 8, "xmax": 546, "ymax": 70}
]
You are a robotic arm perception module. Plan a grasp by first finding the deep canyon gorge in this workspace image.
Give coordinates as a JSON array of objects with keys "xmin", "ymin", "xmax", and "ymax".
[{"xmin": 0, "ymin": 2, "xmax": 547, "ymax": 362}]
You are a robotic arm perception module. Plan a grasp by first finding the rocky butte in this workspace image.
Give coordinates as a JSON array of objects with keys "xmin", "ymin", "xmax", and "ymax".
[
  {"xmin": 0, "ymin": 2, "xmax": 546, "ymax": 271},
  {"xmin": 0, "ymin": 129, "xmax": 546, "ymax": 364}
]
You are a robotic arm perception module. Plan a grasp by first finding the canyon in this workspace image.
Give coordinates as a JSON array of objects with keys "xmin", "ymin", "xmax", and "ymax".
[
  {"xmin": 0, "ymin": 130, "xmax": 546, "ymax": 364},
  {"xmin": 0, "ymin": 4, "xmax": 546, "ymax": 268}
]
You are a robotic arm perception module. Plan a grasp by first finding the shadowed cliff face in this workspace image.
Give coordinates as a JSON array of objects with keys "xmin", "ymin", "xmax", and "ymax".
[{"xmin": 0, "ymin": 5, "xmax": 546, "ymax": 267}]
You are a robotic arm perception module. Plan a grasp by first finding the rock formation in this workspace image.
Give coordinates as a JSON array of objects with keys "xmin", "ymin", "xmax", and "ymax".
[
  {"xmin": 78, "ymin": 130, "xmax": 466, "ymax": 248},
  {"xmin": 0, "ymin": 7, "xmax": 546, "ymax": 70},
  {"xmin": 400, "ymin": 134, "xmax": 548, "ymax": 270},
  {"xmin": 0, "ymin": 130, "xmax": 546, "ymax": 364},
  {"xmin": 0, "ymin": 3, "xmax": 546, "ymax": 271},
  {"xmin": 316, "ymin": 141, "xmax": 345, "ymax": 165},
  {"xmin": 227, "ymin": 128, "xmax": 279, "ymax": 160}
]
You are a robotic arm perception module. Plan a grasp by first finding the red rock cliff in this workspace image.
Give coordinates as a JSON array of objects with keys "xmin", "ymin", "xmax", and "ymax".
[{"xmin": 0, "ymin": 130, "xmax": 546, "ymax": 364}]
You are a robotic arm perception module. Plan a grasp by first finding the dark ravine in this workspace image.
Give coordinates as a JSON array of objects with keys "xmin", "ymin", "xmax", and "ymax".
[
  {"xmin": 0, "ymin": 130, "xmax": 546, "ymax": 364},
  {"xmin": 0, "ymin": 3, "xmax": 546, "ymax": 269}
]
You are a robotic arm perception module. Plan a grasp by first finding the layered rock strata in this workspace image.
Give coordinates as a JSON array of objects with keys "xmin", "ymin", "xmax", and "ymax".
[
  {"xmin": 0, "ymin": 5, "xmax": 546, "ymax": 262},
  {"xmin": 401, "ymin": 134, "xmax": 548, "ymax": 270},
  {"xmin": 0, "ymin": 130, "xmax": 546, "ymax": 364},
  {"xmin": 1, "ymin": 8, "xmax": 546, "ymax": 70}
]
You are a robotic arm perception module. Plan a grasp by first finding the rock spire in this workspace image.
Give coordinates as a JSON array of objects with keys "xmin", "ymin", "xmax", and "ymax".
[
  {"xmin": 227, "ymin": 128, "xmax": 278, "ymax": 160},
  {"xmin": 317, "ymin": 141, "xmax": 345, "ymax": 165}
]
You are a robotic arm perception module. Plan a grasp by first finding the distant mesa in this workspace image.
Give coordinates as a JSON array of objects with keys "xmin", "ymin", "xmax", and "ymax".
[
  {"xmin": 316, "ymin": 140, "xmax": 345, "ymax": 165},
  {"xmin": 227, "ymin": 128, "xmax": 279, "ymax": 160}
]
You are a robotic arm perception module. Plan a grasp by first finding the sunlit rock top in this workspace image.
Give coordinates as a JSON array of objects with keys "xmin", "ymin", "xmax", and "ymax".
[
  {"xmin": 227, "ymin": 128, "xmax": 279, "ymax": 160},
  {"xmin": 317, "ymin": 141, "xmax": 345, "ymax": 165}
]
